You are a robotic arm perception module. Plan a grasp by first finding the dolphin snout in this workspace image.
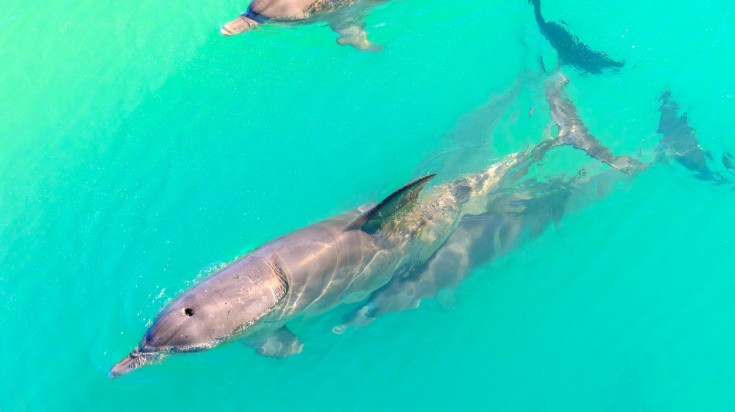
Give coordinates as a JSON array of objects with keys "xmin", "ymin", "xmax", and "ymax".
[
  {"xmin": 220, "ymin": 16, "xmax": 259, "ymax": 37},
  {"xmin": 109, "ymin": 349, "xmax": 161, "ymax": 378}
]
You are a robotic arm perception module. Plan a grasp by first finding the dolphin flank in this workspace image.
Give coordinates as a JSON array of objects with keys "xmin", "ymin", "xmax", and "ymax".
[{"xmin": 110, "ymin": 73, "xmax": 643, "ymax": 378}]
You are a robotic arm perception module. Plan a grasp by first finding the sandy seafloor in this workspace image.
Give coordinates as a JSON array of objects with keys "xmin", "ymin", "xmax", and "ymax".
[{"xmin": 2, "ymin": 0, "xmax": 735, "ymax": 410}]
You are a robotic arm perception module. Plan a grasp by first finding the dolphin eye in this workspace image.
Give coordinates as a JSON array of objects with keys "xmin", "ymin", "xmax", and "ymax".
[{"xmin": 184, "ymin": 308, "xmax": 194, "ymax": 317}]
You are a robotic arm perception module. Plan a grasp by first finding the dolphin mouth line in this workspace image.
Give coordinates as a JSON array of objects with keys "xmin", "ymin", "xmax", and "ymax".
[
  {"xmin": 109, "ymin": 340, "xmax": 225, "ymax": 378},
  {"xmin": 109, "ymin": 348, "xmax": 163, "ymax": 379}
]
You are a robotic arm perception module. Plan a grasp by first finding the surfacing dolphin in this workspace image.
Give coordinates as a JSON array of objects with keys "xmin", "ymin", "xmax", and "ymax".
[
  {"xmin": 220, "ymin": 0, "xmax": 387, "ymax": 51},
  {"xmin": 528, "ymin": 0, "xmax": 625, "ymax": 75},
  {"xmin": 110, "ymin": 74, "xmax": 643, "ymax": 378}
]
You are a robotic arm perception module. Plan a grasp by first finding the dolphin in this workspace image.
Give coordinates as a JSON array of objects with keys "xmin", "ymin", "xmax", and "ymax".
[
  {"xmin": 220, "ymin": 0, "xmax": 388, "ymax": 51},
  {"xmin": 336, "ymin": 74, "xmax": 639, "ymax": 331},
  {"xmin": 656, "ymin": 90, "xmax": 732, "ymax": 183},
  {"xmin": 528, "ymin": 0, "xmax": 625, "ymax": 75},
  {"xmin": 336, "ymin": 85, "xmax": 734, "ymax": 331},
  {"xmin": 334, "ymin": 169, "xmax": 632, "ymax": 331},
  {"xmin": 333, "ymin": 187, "xmax": 561, "ymax": 332},
  {"xmin": 110, "ymin": 73, "xmax": 643, "ymax": 378}
]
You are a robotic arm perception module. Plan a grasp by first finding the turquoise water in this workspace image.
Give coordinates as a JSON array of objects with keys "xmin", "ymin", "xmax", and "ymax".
[{"xmin": 2, "ymin": 0, "xmax": 735, "ymax": 410}]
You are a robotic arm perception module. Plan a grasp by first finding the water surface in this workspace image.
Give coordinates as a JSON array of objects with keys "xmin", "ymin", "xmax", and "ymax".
[{"xmin": 2, "ymin": 0, "xmax": 735, "ymax": 410}]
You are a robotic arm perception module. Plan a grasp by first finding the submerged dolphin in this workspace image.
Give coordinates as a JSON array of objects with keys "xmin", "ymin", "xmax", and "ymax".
[
  {"xmin": 336, "ymin": 166, "xmax": 635, "ymax": 330},
  {"xmin": 337, "ymin": 85, "xmax": 733, "ymax": 331},
  {"xmin": 220, "ymin": 0, "xmax": 387, "ymax": 51},
  {"xmin": 656, "ymin": 90, "xmax": 732, "ymax": 183},
  {"xmin": 333, "ymin": 179, "xmax": 585, "ymax": 331},
  {"xmin": 110, "ymin": 74, "xmax": 642, "ymax": 378},
  {"xmin": 336, "ymin": 75, "xmax": 635, "ymax": 330},
  {"xmin": 528, "ymin": 0, "xmax": 624, "ymax": 75}
]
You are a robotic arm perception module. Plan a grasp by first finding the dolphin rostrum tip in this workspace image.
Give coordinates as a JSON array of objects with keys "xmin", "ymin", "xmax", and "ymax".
[{"xmin": 109, "ymin": 349, "xmax": 161, "ymax": 379}]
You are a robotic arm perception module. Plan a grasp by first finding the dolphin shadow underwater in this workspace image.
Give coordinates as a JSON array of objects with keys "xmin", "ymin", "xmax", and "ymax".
[
  {"xmin": 110, "ymin": 74, "xmax": 725, "ymax": 378},
  {"xmin": 220, "ymin": 0, "xmax": 388, "ymax": 51},
  {"xmin": 528, "ymin": 0, "xmax": 625, "ymax": 75}
]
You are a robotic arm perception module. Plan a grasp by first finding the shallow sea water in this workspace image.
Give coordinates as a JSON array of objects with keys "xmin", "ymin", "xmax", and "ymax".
[{"xmin": 2, "ymin": 0, "xmax": 735, "ymax": 410}]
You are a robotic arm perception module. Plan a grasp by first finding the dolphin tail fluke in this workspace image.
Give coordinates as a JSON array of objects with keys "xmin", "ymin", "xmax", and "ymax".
[{"xmin": 543, "ymin": 73, "xmax": 646, "ymax": 175}]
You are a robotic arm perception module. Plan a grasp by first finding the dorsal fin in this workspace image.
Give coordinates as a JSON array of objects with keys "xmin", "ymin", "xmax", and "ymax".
[{"xmin": 345, "ymin": 174, "xmax": 436, "ymax": 234}]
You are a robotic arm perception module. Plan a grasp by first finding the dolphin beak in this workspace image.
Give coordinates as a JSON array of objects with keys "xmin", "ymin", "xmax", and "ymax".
[
  {"xmin": 220, "ymin": 15, "xmax": 259, "ymax": 36},
  {"xmin": 109, "ymin": 349, "xmax": 161, "ymax": 378}
]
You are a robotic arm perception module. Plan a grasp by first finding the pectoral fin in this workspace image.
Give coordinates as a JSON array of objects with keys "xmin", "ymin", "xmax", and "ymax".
[
  {"xmin": 241, "ymin": 326, "xmax": 303, "ymax": 359},
  {"xmin": 328, "ymin": 15, "xmax": 382, "ymax": 52},
  {"xmin": 345, "ymin": 174, "xmax": 436, "ymax": 233}
]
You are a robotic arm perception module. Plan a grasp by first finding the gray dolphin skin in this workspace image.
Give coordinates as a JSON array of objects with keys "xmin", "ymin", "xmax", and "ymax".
[
  {"xmin": 334, "ymin": 169, "xmax": 632, "ymax": 331},
  {"xmin": 110, "ymin": 73, "xmax": 645, "ymax": 378},
  {"xmin": 336, "ymin": 82, "xmax": 734, "ymax": 332},
  {"xmin": 220, "ymin": 0, "xmax": 388, "ymax": 51},
  {"xmin": 336, "ymin": 75, "xmax": 636, "ymax": 331}
]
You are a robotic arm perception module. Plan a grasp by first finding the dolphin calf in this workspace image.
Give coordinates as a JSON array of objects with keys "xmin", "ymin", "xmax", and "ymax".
[
  {"xmin": 110, "ymin": 73, "xmax": 642, "ymax": 378},
  {"xmin": 220, "ymin": 0, "xmax": 387, "ymax": 51},
  {"xmin": 528, "ymin": 0, "xmax": 625, "ymax": 75}
]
